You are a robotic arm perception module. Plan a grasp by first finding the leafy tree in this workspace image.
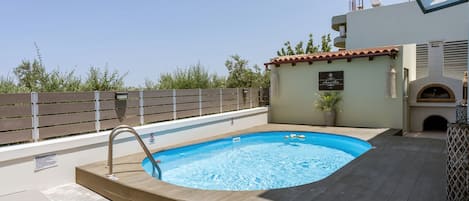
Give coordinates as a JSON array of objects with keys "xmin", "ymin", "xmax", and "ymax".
[
  {"xmin": 294, "ymin": 41, "xmax": 305, "ymax": 55},
  {"xmin": 0, "ymin": 76, "xmax": 26, "ymax": 94},
  {"xmin": 5, "ymin": 43, "xmax": 126, "ymax": 93},
  {"xmin": 277, "ymin": 33, "xmax": 332, "ymax": 56},
  {"xmin": 209, "ymin": 74, "xmax": 226, "ymax": 88},
  {"xmin": 43, "ymin": 69, "xmax": 82, "ymax": 92},
  {"xmin": 320, "ymin": 34, "xmax": 332, "ymax": 52},
  {"xmin": 13, "ymin": 60, "xmax": 47, "ymax": 92},
  {"xmin": 151, "ymin": 63, "xmax": 224, "ymax": 89},
  {"xmin": 225, "ymin": 55, "xmax": 251, "ymax": 88},
  {"xmin": 14, "ymin": 61, "xmax": 83, "ymax": 92},
  {"xmin": 305, "ymin": 34, "xmax": 319, "ymax": 54},
  {"xmin": 156, "ymin": 73, "xmax": 176, "ymax": 89},
  {"xmin": 225, "ymin": 55, "xmax": 269, "ymax": 88},
  {"xmin": 178, "ymin": 63, "xmax": 211, "ymax": 89},
  {"xmin": 12, "ymin": 45, "xmax": 83, "ymax": 92},
  {"xmin": 144, "ymin": 79, "xmax": 159, "ymax": 90},
  {"xmin": 13, "ymin": 43, "xmax": 49, "ymax": 92},
  {"xmin": 82, "ymin": 67, "xmax": 126, "ymax": 91},
  {"xmin": 252, "ymin": 65, "xmax": 270, "ymax": 89}
]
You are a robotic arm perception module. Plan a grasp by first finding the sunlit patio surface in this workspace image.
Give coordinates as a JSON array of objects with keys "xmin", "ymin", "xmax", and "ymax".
[{"xmin": 69, "ymin": 124, "xmax": 445, "ymax": 201}]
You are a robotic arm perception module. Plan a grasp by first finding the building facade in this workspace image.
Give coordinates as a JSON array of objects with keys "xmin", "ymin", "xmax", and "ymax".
[
  {"xmin": 266, "ymin": 46, "xmax": 415, "ymax": 130},
  {"xmin": 331, "ymin": 1, "xmax": 468, "ymax": 132},
  {"xmin": 268, "ymin": 1, "xmax": 468, "ymax": 132}
]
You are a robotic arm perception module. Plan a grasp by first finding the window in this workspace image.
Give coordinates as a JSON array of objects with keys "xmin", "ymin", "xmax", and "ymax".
[{"xmin": 416, "ymin": 0, "xmax": 468, "ymax": 13}]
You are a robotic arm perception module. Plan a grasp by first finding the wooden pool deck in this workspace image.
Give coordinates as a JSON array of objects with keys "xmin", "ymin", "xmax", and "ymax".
[{"xmin": 76, "ymin": 124, "xmax": 446, "ymax": 201}]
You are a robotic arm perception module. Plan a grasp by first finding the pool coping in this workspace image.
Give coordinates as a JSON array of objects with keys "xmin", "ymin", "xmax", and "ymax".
[{"xmin": 76, "ymin": 125, "xmax": 430, "ymax": 201}]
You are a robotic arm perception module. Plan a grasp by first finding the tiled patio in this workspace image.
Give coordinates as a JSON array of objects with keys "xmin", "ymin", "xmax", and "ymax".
[{"xmin": 260, "ymin": 129, "xmax": 446, "ymax": 201}]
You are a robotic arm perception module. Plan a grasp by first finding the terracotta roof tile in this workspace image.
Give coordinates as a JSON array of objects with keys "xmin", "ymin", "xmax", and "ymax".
[{"xmin": 265, "ymin": 46, "xmax": 399, "ymax": 66}]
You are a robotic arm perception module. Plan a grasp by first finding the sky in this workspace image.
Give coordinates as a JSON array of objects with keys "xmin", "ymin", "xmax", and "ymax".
[{"xmin": 0, "ymin": 0, "xmax": 408, "ymax": 87}]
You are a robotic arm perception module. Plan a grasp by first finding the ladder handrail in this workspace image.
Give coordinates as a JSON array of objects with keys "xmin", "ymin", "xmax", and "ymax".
[{"xmin": 107, "ymin": 125, "xmax": 162, "ymax": 179}]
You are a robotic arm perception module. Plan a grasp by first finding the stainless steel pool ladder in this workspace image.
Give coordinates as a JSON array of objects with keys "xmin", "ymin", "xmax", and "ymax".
[{"xmin": 107, "ymin": 125, "xmax": 162, "ymax": 180}]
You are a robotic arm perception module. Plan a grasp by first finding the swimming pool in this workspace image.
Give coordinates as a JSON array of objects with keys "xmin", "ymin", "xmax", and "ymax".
[{"xmin": 142, "ymin": 131, "xmax": 371, "ymax": 191}]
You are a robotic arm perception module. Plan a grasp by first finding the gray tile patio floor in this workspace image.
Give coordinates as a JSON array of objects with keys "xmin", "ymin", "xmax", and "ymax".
[
  {"xmin": 258, "ymin": 129, "xmax": 446, "ymax": 201},
  {"xmin": 42, "ymin": 183, "xmax": 109, "ymax": 201}
]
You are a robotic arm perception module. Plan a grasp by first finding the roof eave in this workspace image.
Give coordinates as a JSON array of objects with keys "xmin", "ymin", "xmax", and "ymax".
[{"xmin": 264, "ymin": 49, "xmax": 398, "ymax": 67}]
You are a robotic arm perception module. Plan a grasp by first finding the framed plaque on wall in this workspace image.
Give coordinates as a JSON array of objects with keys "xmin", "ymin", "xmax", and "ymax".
[{"xmin": 319, "ymin": 71, "xmax": 344, "ymax": 90}]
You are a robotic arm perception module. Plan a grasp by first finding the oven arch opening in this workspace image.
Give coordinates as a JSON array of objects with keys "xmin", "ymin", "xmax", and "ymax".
[{"xmin": 417, "ymin": 84, "xmax": 455, "ymax": 102}]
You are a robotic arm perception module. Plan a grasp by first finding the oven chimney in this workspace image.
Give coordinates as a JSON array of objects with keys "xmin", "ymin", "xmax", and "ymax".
[{"xmin": 427, "ymin": 41, "xmax": 444, "ymax": 78}]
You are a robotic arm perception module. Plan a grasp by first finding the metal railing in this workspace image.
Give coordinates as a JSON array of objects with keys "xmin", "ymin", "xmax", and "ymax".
[{"xmin": 107, "ymin": 125, "xmax": 162, "ymax": 180}]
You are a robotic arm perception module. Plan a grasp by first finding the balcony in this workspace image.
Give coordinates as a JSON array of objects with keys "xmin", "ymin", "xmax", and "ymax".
[
  {"xmin": 332, "ymin": 14, "xmax": 347, "ymax": 48},
  {"xmin": 331, "ymin": 14, "xmax": 346, "ymax": 31},
  {"xmin": 334, "ymin": 36, "xmax": 346, "ymax": 49}
]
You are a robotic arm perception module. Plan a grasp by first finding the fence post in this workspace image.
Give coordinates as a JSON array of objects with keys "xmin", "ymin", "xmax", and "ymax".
[
  {"xmin": 237, "ymin": 88, "xmax": 240, "ymax": 111},
  {"xmin": 31, "ymin": 92, "xmax": 39, "ymax": 142},
  {"xmin": 94, "ymin": 91, "xmax": 100, "ymax": 132},
  {"xmin": 250, "ymin": 88, "xmax": 253, "ymax": 108},
  {"xmin": 219, "ymin": 88, "xmax": 223, "ymax": 113},
  {"xmin": 258, "ymin": 87, "xmax": 262, "ymax": 106},
  {"xmin": 139, "ymin": 90, "xmax": 144, "ymax": 125},
  {"xmin": 199, "ymin": 88, "xmax": 202, "ymax": 116},
  {"xmin": 173, "ymin": 89, "xmax": 177, "ymax": 120}
]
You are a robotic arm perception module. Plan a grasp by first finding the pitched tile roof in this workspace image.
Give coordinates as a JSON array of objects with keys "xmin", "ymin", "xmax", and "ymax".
[{"xmin": 265, "ymin": 46, "xmax": 399, "ymax": 67}]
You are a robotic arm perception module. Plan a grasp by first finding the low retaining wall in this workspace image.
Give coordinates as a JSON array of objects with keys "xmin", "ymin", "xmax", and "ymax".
[{"xmin": 0, "ymin": 107, "xmax": 268, "ymax": 195}]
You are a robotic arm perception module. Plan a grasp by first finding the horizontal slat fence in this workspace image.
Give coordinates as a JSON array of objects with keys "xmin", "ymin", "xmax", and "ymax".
[
  {"xmin": 0, "ymin": 93, "xmax": 32, "ymax": 144},
  {"xmin": 176, "ymin": 89, "xmax": 199, "ymax": 119},
  {"xmin": 201, "ymin": 89, "xmax": 221, "ymax": 115},
  {"xmin": 99, "ymin": 91, "xmax": 140, "ymax": 131},
  {"xmin": 259, "ymin": 88, "xmax": 269, "ymax": 106},
  {"xmin": 143, "ymin": 90, "xmax": 174, "ymax": 124},
  {"xmin": 222, "ymin": 88, "xmax": 238, "ymax": 112},
  {"xmin": 252, "ymin": 88, "xmax": 261, "ymax": 107},
  {"xmin": 0, "ymin": 88, "xmax": 265, "ymax": 146},
  {"xmin": 37, "ymin": 92, "xmax": 96, "ymax": 140},
  {"xmin": 240, "ymin": 88, "xmax": 259, "ymax": 109}
]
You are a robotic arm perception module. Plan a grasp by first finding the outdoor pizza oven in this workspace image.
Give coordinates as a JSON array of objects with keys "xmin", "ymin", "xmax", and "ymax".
[{"xmin": 416, "ymin": 83, "xmax": 455, "ymax": 103}]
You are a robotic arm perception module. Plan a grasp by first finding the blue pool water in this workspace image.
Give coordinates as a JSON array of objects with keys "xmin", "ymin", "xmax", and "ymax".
[{"xmin": 142, "ymin": 131, "xmax": 371, "ymax": 191}]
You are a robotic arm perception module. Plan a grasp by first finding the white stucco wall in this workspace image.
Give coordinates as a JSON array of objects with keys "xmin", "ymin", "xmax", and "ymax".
[
  {"xmin": 402, "ymin": 44, "xmax": 417, "ymax": 131},
  {"xmin": 0, "ymin": 108, "xmax": 268, "ymax": 195},
  {"xmin": 402, "ymin": 44, "xmax": 417, "ymax": 81},
  {"xmin": 346, "ymin": 1, "xmax": 469, "ymax": 49},
  {"xmin": 269, "ymin": 45, "xmax": 414, "ymax": 129}
]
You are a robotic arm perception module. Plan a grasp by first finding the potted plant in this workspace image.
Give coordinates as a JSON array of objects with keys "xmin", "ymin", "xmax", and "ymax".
[{"xmin": 314, "ymin": 91, "xmax": 342, "ymax": 126}]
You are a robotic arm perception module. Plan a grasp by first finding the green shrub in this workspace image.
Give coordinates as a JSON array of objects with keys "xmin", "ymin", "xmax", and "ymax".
[{"xmin": 314, "ymin": 92, "xmax": 342, "ymax": 112}]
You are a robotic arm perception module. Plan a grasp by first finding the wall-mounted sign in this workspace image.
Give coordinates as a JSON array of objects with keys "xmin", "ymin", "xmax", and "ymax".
[
  {"xmin": 35, "ymin": 153, "xmax": 58, "ymax": 171},
  {"xmin": 416, "ymin": 0, "xmax": 468, "ymax": 13},
  {"xmin": 319, "ymin": 71, "xmax": 344, "ymax": 90}
]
